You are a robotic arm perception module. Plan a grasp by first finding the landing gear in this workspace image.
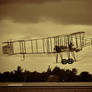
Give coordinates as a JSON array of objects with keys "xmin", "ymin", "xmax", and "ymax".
[
  {"xmin": 67, "ymin": 58, "xmax": 74, "ymax": 64},
  {"xmin": 61, "ymin": 59, "xmax": 67, "ymax": 64},
  {"xmin": 55, "ymin": 45, "xmax": 76, "ymax": 64},
  {"xmin": 61, "ymin": 58, "xmax": 74, "ymax": 64}
]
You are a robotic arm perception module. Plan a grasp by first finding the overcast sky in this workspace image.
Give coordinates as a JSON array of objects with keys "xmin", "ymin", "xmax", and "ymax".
[
  {"xmin": 0, "ymin": 0, "xmax": 92, "ymax": 73},
  {"xmin": 0, "ymin": 0, "xmax": 92, "ymax": 41}
]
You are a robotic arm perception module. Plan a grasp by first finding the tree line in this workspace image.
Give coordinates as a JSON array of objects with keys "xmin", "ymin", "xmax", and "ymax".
[{"xmin": 0, "ymin": 66, "xmax": 92, "ymax": 82}]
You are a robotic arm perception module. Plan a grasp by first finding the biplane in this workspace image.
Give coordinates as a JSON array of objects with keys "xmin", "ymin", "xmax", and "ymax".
[{"xmin": 2, "ymin": 31, "xmax": 92, "ymax": 64}]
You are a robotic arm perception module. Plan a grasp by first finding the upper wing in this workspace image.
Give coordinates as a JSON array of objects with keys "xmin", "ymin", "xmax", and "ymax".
[{"xmin": 2, "ymin": 31, "xmax": 91, "ymax": 55}]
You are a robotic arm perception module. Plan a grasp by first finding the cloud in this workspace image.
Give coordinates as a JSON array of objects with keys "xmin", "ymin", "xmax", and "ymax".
[
  {"xmin": 0, "ymin": 0, "xmax": 61, "ymax": 4},
  {"xmin": 0, "ymin": 19, "xmax": 92, "ymax": 42},
  {"xmin": 0, "ymin": 0, "xmax": 92, "ymax": 25}
]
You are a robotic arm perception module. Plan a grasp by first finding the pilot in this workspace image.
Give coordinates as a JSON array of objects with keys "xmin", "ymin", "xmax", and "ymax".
[
  {"xmin": 69, "ymin": 42, "xmax": 73, "ymax": 50},
  {"xmin": 54, "ymin": 45, "xmax": 61, "ymax": 53}
]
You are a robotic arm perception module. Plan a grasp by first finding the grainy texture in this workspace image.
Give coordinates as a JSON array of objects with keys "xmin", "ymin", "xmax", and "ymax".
[{"xmin": 0, "ymin": 86, "xmax": 92, "ymax": 92}]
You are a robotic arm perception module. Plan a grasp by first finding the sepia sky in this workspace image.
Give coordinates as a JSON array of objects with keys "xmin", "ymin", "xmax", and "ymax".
[{"xmin": 0, "ymin": 0, "xmax": 92, "ymax": 73}]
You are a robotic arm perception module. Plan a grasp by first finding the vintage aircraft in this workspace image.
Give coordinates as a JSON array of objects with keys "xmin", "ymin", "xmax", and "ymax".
[{"xmin": 2, "ymin": 31, "xmax": 92, "ymax": 64}]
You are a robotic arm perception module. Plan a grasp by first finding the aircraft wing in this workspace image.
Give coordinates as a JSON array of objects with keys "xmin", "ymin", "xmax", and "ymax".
[{"xmin": 2, "ymin": 31, "xmax": 90, "ymax": 55}]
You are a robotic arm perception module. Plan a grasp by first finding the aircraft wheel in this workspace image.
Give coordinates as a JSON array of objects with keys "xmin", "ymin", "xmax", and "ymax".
[
  {"xmin": 67, "ymin": 58, "xmax": 74, "ymax": 64},
  {"xmin": 61, "ymin": 59, "xmax": 67, "ymax": 64}
]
